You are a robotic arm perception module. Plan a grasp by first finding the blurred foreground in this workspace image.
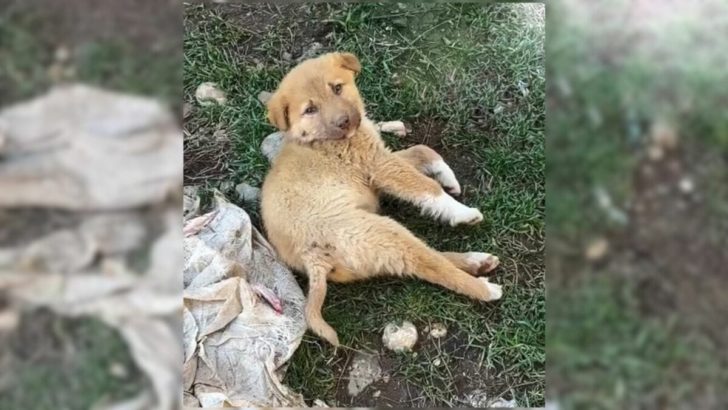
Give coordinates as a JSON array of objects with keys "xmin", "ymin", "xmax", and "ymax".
[{"xmin": 548, "ymin": 0, "xmax": 728, "ymax": 408}]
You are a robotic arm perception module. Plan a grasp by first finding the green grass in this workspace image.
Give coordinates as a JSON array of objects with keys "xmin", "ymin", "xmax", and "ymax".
[
  {"xmin": 0, "ymin": 313, "xmax": 144, "ymax": 410},
  {"xmin": 184, "ymin": 3, "xmax": 544, "ymax": 406},
  {"xmin": 549, "ymin": 276, "xmax": 722, "ymax": 409}
]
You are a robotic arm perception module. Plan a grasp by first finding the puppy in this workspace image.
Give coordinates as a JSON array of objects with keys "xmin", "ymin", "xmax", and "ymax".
[{"xmin": 261, "ymin": 52, "xmax": 502, "ymax": 346}]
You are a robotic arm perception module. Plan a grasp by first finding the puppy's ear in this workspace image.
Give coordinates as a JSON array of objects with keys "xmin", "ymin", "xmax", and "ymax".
[
  {"xmin": 336, "ymin": 52, "xmax": 361, "ymax": 75},
  {"xmin": 266, "ymin": 91, "xmax": 289, "ymax": 131}
]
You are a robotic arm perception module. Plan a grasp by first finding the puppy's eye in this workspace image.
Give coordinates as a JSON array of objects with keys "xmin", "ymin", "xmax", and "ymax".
[
  {"xmin": 333, "ymin": 84, "xmax": 343, "ymax": 95},
  {"xmin": 304, "ymin": 106, "xmax": 318, "ymax": 115}
]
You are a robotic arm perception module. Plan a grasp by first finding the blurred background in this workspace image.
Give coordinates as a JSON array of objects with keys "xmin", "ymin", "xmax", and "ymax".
[
  {"xmin": 548, "ymin": 0, "xmax": 728, "ymax": 408},
  {"xmin": 1, "ymin": 0, "xmax": 182, "ymax": 409}
]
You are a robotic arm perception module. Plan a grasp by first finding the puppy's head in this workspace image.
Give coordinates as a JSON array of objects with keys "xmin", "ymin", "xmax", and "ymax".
[{"xmin": 266, "ymin": 52, "xmax": 364, "ymax": 142}]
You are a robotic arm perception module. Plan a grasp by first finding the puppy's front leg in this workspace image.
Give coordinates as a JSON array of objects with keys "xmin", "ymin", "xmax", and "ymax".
[{"xmin": 371, "ymin": 154, "xmax": 483, "ymax": 226}]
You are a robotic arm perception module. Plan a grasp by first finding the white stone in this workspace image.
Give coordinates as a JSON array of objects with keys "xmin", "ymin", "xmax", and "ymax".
[
  {"xmin": 585, "ymin": 238, "xmax": 609, "ymax": 261},
  {"xmin": 261, "ymin": 131, "xmax": 285, "ymax": 162},
  {"xmin": 382, "ymin": 321, "xmax": 418, "ymax": 352},
  {"xmin": 347, "ymin": 352, "xmax": 382, "ymax": 396},
  {"xmin": 235, "ymin": 182, "xmax": 260, "ymax": 203},
  {"xmin": 258, "ymin": 91, "xmax": 273, "ymax": 104},
  {"xmin": 429, "ymin": 322, "xmax": 448, "ymax": 339},
  {"xmin": 679, "ymin": 176, "xmax": 694, "ymax": 193},
  {"xmin": 195, "ymin": 82, "xmax": 227, "ymax": 106}
]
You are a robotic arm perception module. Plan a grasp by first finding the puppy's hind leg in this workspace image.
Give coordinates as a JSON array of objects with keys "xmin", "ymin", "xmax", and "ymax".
[
  {"xmin": 339, "ymin": 213, "xmax": 502, "ymax": 301},
  {"xmin": 394, "ymin": 145, "xmax": 461, "ymax": 195},
  {"xmin": 301, "ymin": 256, "xmax": 340, "ymax": 347},
  {"xmin": 440, "ymin": 251, "xmax": 500, "ymax": 276}
]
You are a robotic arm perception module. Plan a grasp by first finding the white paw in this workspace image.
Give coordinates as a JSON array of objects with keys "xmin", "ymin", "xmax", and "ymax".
[
  {"xmin": 478, "ymin": 277, "xmax": 503, "ymax": 301},
  {"xmin": 465, "ymin": 252, "xmax": 500, "ymax": 274},
  {"xmin": 427, "ymin": 160, "xmax": 461, "ymax": 195},
  {"xmin": 449, "ymin": 206, "xmax": 483, "ymax": 226},
  {"xmin": 420, "ymin": 193, "xmax": 483, "ymax": 226}
]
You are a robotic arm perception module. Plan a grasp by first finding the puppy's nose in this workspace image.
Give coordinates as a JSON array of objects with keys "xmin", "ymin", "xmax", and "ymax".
[{"xmin": 334, "ymin": 115, "xmax": 350, "ymax": 130}]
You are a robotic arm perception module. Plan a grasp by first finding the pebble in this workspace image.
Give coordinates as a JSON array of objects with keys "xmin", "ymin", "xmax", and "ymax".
[
  {"xmin": 236, "ymin": 183, "xmax": 260, "ymax": 203},
  {"xmin": 679, "ymin": 176, "xmax": 694, "ymax": 194},
  {"xmin": 261, "ymin": 132, "xmax": 285, "ymax": 162},
  {"xmin": 258, "ymin": 91, "xmax": 273, "ymax": 104},
  {"xmin": 429, "ymin": 322, "xmax": 447, "ymax": 339},
  {"xmin": 109, "ymin": 362, "xmax": 128, "ymax": 378},
  {"xmin": 347, "ymin": 352, "xmax": 382, "ymax": 396},
  {"xmin": 585, "ymin": 238, "xmax": 609, "ymax": 261},
  {"xmin": 195, "ymin": 82, "xmax": 227, "ymax": 106},
  {"xmin": 382, "ymin": 321, "xmax": 418, "ymax": 352}
]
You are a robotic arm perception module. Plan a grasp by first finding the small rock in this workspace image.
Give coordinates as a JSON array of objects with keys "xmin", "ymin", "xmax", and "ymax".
[
  {"xmin": 679, "ymin": 176, "xmax": 694, "ymax": 194},
  {"xmin": 382, "ymin": 374, "xmax": 390, "ymax": 383},
  {"xmin": 585, "ymin": 238, "xmax": 609, "ymax": 261},
  {"xmin": 109, "ymin": 362, "xmax": 128, "ymax": 378},
  {"xmin": 282, "ymin": 52, "xmax": 292, "ymax": 61},
  {"xmin": 382, "ymin": 321, "xmax": 418, "ymax": 352},
  {"xmin": 298, "ymin": 42, "xmax": 323, "ymax": 61},
  {"xmin": 429, "ymin": 323, "xmax": 447, "ymax": 339},
  {"xmin": 433, "ymin": 358, "xmax": 442, "ymax": 367},
  {"xmin": 258, "ymin": 91, "xmax": 273, "ymax": 105},
  {"xmin": 261, "ymin": 132, "xmax": 285, "ymax": 162},
  {"xmin": 650, "ymin": 121, "xmax": 678, "ymax": 150},
  {"xmin": 347, "ymin": 352, "xmax": 382, "ymax": 397},
  {"xmin": 235, "ymin": 183, "xmax": 260, "ymax": 203},
  {"xmin": 195, "ymin": 82, "xmax": 227, "ymax": 106},
  {"xmin": 372, "ymin": 390, "xmax": 381, "ymax": 398}
]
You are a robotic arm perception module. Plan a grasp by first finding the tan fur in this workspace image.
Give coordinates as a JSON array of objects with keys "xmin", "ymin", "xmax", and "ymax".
[{"xmin": 261, "ymin": 52, "xmax": 502, "ymax": 346}]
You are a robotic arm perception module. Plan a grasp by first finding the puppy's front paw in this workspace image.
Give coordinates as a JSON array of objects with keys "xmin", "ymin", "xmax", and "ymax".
[
  {"xmin": 477, "ymin": 277, "xmax": 503, "ymax": 301},
  {"xmin": 450, "ymin": 207, "xmax": 483, "ymax": 226}
]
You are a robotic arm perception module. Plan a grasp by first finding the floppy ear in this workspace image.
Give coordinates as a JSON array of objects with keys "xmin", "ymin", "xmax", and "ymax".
[
  {"xmin": 266, "ymin": 91, "xmax": 289, "ymax": 131},
  {"xmin": 336, "ymin": 52, "xmax": 361, "ymax": 75}
]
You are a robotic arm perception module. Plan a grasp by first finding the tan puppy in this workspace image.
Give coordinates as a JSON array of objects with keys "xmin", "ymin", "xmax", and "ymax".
[{"xmin": 261, "ymin": 52, "xmax": 503, "ymax": 346}]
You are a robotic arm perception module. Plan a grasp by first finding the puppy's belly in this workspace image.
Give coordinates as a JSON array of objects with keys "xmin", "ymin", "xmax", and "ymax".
[{"xmin": 263, "ymin": 183, "xmax": 378, "ymax": 271}]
